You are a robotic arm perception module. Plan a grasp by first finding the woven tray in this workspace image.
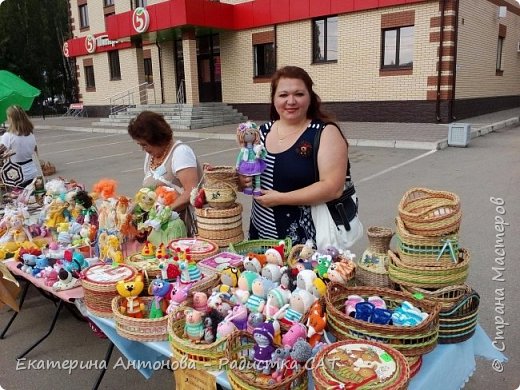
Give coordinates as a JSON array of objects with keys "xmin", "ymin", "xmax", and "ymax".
[
  {"xmin": 388, "ymin": 249, "xmax": 470, "ymax": 288},
  {"xmin": 81, "ymin": 264, "xmax": 138, "ymax": 318},
  {"xmin": 312, "ymin": 339, "xmax": 410, "ymax": 390},
  {"xmin": 195, "ymin": 203, "xmax": 243, "ymax": 218},
  {"xmin": 226, "ymin": 330, "xmax": 308, "ymax": 390},
  {"xmin": 438, "ymin": 290, "xmax": 479, "ymax": 344},
  {"xmin": 228, "ymin": 237, "xmax": 292, "ymax": 258},
  {"xmin": 112, "ymin": 296, "xmax": 168, "ymax": 341},
  {"xmin": 398, "ymin": 187, "xmax": 461, "ymax": 237},
  {"xmin": 396, "ymin": 216, "xmax": 460, "ymax": 266},
  {"xmin": 325, "ymin": 283, "xmax": 441, "ymax": 357}
]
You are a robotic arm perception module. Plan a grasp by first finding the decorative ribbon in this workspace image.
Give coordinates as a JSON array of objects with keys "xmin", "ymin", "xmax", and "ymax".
[{"xmin": 436, "ymin": 238, "xmax": 458, "ymax": 263}]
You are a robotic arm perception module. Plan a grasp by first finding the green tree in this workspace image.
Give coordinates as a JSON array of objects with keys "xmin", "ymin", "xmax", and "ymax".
[{"xmin": 0, "ymin": 0, "xmax": 74, "ymax": 108}]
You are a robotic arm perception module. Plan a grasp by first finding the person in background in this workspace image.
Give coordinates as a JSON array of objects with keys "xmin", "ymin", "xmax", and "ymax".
[
  {"xmin": 238, "ymin": 66, "xmax": 350, "ymax": 245},
  {"xmin": 1, "ymin": 105, "xmax": 39, "ymax": 187},
  {"xmin": 127, "ymin": 111, "xmax": 202, "ymax": 236}
]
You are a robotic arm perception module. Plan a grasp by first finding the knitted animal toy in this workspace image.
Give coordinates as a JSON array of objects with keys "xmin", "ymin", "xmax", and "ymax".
[
  {"xmin": 235, "ymin": 121, "xmax": 267, "ymax": 196},
  {"xmin": 116, "ymin": 275, "xmax": 146, "ymax": 318},
  {"xmin": 148, "ymin": 277, "xmax": 171, "ymax": 319},
  {"xmin": 183, "ymin": 308, "xmax": 205, "ymax": 342},
  {"xmin": 265, "ymin": 242, "xmax": 285, "ymax": 266},
  {"xmin": 283, "ymin": 339, "xmax": 313, "ymax": 378},
  {"xmin": 252, "ymin": 321, "xmax": 276, "ymax": 374}
]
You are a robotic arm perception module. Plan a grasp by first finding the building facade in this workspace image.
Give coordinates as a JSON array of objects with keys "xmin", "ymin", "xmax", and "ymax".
[{"xmin": 64, "ymin": 0, "xmax": 520, "ymax": 122}]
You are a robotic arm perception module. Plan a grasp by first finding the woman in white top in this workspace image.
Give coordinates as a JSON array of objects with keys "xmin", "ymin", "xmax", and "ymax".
[
  {"xmin": 127, "ymin": 111, "xmax": 202, "ymax": 236},
  {"xmin": 1, "ymin": 105, "xmax": 38, "ymax": 187}
]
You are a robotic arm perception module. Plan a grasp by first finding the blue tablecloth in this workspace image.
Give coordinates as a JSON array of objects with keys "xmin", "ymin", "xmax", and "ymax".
[{"xmin": 88, "ymin": 313, "xmax": 507, "ymax": 390}]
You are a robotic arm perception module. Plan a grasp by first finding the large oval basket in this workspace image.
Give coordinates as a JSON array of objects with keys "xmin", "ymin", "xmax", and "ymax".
[
  {"xmin": 325, "ymin": 283, "xmax": 441, "ymax": 357},
  {"xmin": 398, "ymin": 187, "xmax": 461, "ymax": 236}
]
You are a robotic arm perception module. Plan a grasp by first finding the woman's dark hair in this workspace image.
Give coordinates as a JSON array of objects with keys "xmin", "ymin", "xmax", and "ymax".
[
  {"xmin": 127, "ymin": 111, "xmax": 173, "ymax": 147},
  {"xmin": 269, "ymin": 66, "xmax": 334, "ymax": 122}
]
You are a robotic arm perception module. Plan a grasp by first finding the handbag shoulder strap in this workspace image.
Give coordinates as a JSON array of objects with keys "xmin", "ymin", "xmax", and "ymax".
[{"xmin": 313, "ymin": 121, "xmax": 351, "ymax": 182}]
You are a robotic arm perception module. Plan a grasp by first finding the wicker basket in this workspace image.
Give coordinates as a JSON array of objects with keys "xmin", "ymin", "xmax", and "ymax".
[
  {"xmin": 167, "ymin": 238, "xmax": 219, "ymax": 263},
  {"xmin": 111, "ymin": 296, "xmax": 169, "ymax": 341},
  {"xmin": 81, "ymin": 264, "xmax": 138, "ymax": 318},
  {"xmin": 228, "ymin": 237, "xmax": 292, "ymax": 258},
  {"xmin": 355, "ymin": 262, "xmax": 394, "ymax": 289},
  {"xmin": 438, "ymin": 290, "xmax": 480, "ymax": 344},
  {"xmin": 398, "ymin": 187, "xmax": 461, "ymax": 237},
  {"xmin": 203, "ymin": 165, "xmax": 239, "ymax": 191},
  {"xmin": 396, "ymin": 216, "xmax": 460, "ymax": 266},
  {"xmin": 325, "ymin": 283, "xmax": 441, "ymax": 357},
  {"xmin": 167, "ymin": 274, "xmax": 229, "ymax": 370},
  {"xmin": 312, "ymin": 339, "xmax": 410, "ymax": 390},
  {"xmin": 203, "ymin": 185, "xmax": 237, "ymax": 209},
  {"xmin": 399, "ymin": 284, "xmax": 472, "ymax": 311},
  {"xmin": 197, "ymin": 225, "xmax": 244, "ymax": 241},
  {"xmin": 197, "ymin": 252, "xmax": 244, "ymax": 278},
  {"xmin": 287, "ymin": 244, "xmax": 315, "ymax": 268},
  {"xmin": 124, "ymin": 254, "xmax": 163, "ymax": 294},
  {"xmin": 388, "ymin": 249, "xmax": 470, "ymax": 288},
  {"xmin": 226, "ymin": 331, "xmax": 308, "ymax": 390},
  {"xmin": 195, "ymin": 203, "xmax": 242, "ymax": 219}
]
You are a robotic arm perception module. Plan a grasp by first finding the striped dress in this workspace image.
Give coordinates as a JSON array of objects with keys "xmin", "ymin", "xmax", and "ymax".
[{"xmin": 249, "ymin": 120, "xmax": 321, "ymax": 245}]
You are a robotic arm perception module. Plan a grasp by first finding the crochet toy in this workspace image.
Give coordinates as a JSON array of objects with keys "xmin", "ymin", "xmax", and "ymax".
[
  {"xmin": 142, "ymin": 186, "xmax": 186, "ymax": 247},
  {"xmin": 235, "ymin": 121, "xmax": 267, "ymax": 195},
  {"xmin": 148, "ymin": 277, "xmax": 171, "ymax": 318},
  {"xmin": 92, "ymin": 179, "xmax": 118, "ymax": 232},
  {"xmin": 306, "ymin": 301, "xmax": 326, "ymax": 347},
  {"xmin": 184, "ymin": 308, "xmax": 205, "ymax": 342},
  {"xmin": 116, "ymin": 274, "xmax": 146, "ymax": 318}
]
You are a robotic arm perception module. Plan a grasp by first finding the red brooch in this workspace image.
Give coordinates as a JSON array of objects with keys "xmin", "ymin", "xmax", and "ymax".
[{"xmin": 295, "ymin": 141, "xmax": 312, "ymax": 157}]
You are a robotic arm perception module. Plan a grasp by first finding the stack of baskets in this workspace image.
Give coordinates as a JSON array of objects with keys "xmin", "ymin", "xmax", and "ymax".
[
  {"xmin": 389, "ymin": 187, "xmax": 479, "ymax": 344},
  {"xmin": 196, "ymin": 166, "xmax": 244, "ymax": 247}
]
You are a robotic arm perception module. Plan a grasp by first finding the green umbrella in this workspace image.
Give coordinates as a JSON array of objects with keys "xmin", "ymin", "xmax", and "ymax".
[{"xmin": 0, "ymin": 70, "xmax": 41, "ymax": 124}]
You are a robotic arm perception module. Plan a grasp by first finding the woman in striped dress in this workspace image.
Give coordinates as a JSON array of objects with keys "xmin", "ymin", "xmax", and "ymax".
[{"xmin": 239, "ymin": 66, "xmax": 350, "ymax": 245}]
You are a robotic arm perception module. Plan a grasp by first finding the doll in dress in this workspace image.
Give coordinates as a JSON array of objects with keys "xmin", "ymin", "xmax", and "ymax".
[
  {"xmin": 141, "ymin": 186, "xmax": 187, "ymax": 247},
  {"xmin": 235, "ymin": 121, "xmax": 267, "ymax": 196}
]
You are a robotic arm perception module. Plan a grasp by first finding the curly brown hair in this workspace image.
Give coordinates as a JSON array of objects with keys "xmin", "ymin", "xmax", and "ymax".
[
  {"xmin": 127, "ymin": 111, "xmax": 173, "ymax": 147},
  {"xmin": 269, "ymin": 66, "xmax": 334, "ymax": 123}
]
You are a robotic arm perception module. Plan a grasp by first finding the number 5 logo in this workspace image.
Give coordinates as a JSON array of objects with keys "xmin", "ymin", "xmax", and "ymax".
[
  {"xmin": 85, "ymin": 34, "xmax": 96, "ymax": 54},
  {"xmin": 132, "ymin": 7, "xmax": 150, "ymax": 34}
]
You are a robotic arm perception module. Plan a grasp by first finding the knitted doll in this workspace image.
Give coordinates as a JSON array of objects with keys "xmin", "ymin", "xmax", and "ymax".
[
  {"xmin": 143, "ymin": 186, "xmax": 186, "ymax": 247},
  {"xmin": 235, "ymin": 121, "xmax": 267, "ymax": 196}
]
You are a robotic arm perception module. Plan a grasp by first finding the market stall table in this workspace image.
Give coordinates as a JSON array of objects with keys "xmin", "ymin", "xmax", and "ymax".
[
  {"xmin": 1, "ymin": 260, "xmax": 84, "ymax": 359},
  {"xmin": 88, "ymin": 311, "xmax": 507, "ymax": 390}
]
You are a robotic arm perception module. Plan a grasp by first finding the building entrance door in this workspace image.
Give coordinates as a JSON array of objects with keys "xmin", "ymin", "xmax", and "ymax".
[{"xmin": 197, "ymin": 34, "xmax": 222, "ymax": 102}]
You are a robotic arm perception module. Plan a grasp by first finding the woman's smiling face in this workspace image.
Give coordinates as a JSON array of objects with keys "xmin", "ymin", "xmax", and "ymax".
[{"xmin": 273, "ymin": 77, "xmax": 311, "ymax": 122}]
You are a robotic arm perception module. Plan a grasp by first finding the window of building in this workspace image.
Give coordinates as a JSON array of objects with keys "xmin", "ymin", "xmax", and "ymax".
[
  {"xmin": 312, "ymin": 16, "xmax": 338, "ymax": 62},
  {"xmin": 104, "ymin": 0, "xmax": 114, "ymax": 6},
  {"xmin": 496, "ymin": 37, "xmax": 504, "ymax": 72},
  {"xmin": 382, "ymin": 26, "xmax": 414, "ymax": 68},
  {"xmin": 144, "ymin": 58, "xmax": 153, "ymax": 84},
  {"xmin": 254, "ymin": 43, "xmax": 275, "ymax": 78},
  {"xmin": 79, "ymin": 4, "xmax": 89, "ymax": 29},
  {"xmin": 108, "ymin": 51, "xmax": 121, "ymax": 80},
  {"xmin": 84, "ymin": 65, "xmax": 95, "ymax": 90},
  {"xmin": 133, "ymin": 0, "xmax": 147, "ymax": 8}
]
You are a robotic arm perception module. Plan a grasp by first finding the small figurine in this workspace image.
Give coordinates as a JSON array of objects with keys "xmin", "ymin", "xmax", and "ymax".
[
  {"xmin": 264, "ymin": 242, "xmax": 285, "ymax": 266},
  {"xmin": 306, "ymin": 301, "xmax": 326, "ymax": 347},
  {"xmin": 261, "ymin": 263, "xmax": 283, "ymax": 284},
  {"xmin": 166, "ymin": 280, "xmax": 190, "ymax": 315},
  {"xmin": 232, "ymin": 270, "xmax": 258, "ymax": 304},
  {"xmin": 252, "ymin": 321, "xmax": 276, "ymax": 374},
  {"xmin": 246, "ymin": 277, "xmax": 275, "ymax": 314},
  {"xmin": 148, "ymin": 277, "xmax": 171, "ymax": 319},
  {"xmin": 193, "ymin": 291, "xmax": 209, "ymax": 315},
  {"xmin": 216, "ymin": 312, "xmax": 239, "ymax": 340},
  {"xmin": 281, "ymin": 323, "xmax": 307, "ymax": 348},
  {"xmin": 229, "ymin": 303, "xmax": 248, "ymax": 331},
  {"xmin": 235, "ymin": 121, "xmax": 266, "ymax": 195},
  {"xmin": 283, "ymin": 339, "xmax": 313, "ymax": 378},
  {"xmin": 116, "ymin": 275, "xmax": 146, "ymax": 318},
  {"xmin": 296, "ymin": 269, "xmax": 317, "ymax": 293},
  {"xmin": 243, "ymin": 252, "xmax": 266, "ymax": 274},
  {"xmin": 218, "ymin": 266, "xmax": 241, "ymax": 294},
  {"xmin": 271, "ymin": 346, "xmax": 291, "ymax": 383},
  {"xmin": 313, "ymin": 253, "xmax": 333, "ymax": 279},
  {"xmin": 183, "ymin": 308, "xmax": 205, "ymax": 342}
]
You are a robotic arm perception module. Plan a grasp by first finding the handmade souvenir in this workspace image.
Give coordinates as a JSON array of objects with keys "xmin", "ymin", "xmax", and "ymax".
[
  {"xmin": 246, "ymin": 277, "xmax": 275, "ymax": 314},
  {"xmin": 265, "ymin": 242, "xmax": 285, "ymax": 266},
  {"xmin": 216, "ymin": 266, "xmax": 241, "ymax": 294},
  {"xmin": 198, "ymin": 252, "xmax": 243, "ymax": 278},
  {"xmin": 167, "ymin": 238, "xmax": 219, "ymax": 263},
  {"xmin": 92, "ymin": 179, "xmax": 118, "ymax": 232},
  {"xmin": 148, "ymin": 277, "xmax": 171, "ymax": 318},
  {"xmin": 307, "ymin": 301, "xmax": 326, "ymax": 347},
  {"xmin": 216, "ymin": 311, "xmax": 239, "ymax": 340},
  {"xmin": 282, "ymin": 322, "xmax": 308, "ymax": 348},
  {"xmin": 261, "ymin": 263, "xmax": 283, "ymax": 283},
  {"xmin": 252, "ymin": 321, "xmax": 276, "ymax": 374},
  {"xmin": 53, "ymin": 268, "xmax": 80, "ymax": 291},
  {"xmin": 233, "ymin": 270, "xmax": 258, "ymax": 304},
  {"xmin": 271, "ymin": 346, "xmax": 291, "ymax": 382},
  {"xmin": 243, "ymin": 252, "xmax": 267, "ymax": 273},
  {"xmin": 183, "ymin": 308, "xmax": 205, "ymax": 342},
  {"xmin": 166, "ymin": 280, "xmax": 190, "ymax": 315},
  {"xmin": 235, "ymin": 121, "xmax": 267, "ymax": 195},
  {"xmin": 116, "ymin": 275, "xmax": 146, "ymax": 318},
  {"xmin": 192, "ymin": 291, "xmax": 209, "ymax": 315}
]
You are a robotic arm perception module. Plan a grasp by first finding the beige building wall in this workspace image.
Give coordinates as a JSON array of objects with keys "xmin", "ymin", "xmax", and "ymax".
[
  {"xmin": 456, "ymin": 0, "xmax": 520, "ymax": 98},
  {"xmin": 221, "ymin": 2, "xmax": 439, "ymax": 104}
]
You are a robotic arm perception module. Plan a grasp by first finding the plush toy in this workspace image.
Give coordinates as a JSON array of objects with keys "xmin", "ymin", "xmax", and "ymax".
[
  {"xmin": 282, "ymin": 323, "xmax": 307, "ymax": 348},
  {"xmin": 218, "ymin": 266, "xmax": 241, "ymax": 294},
  {"xmin": 235, "ymin": 121, "xmax": 267, "ymax": 195},
  {"xmin": 296, "ymin": 269, "xmax": 317, "ymax": 293},
  {"xmin": 229, "ymin": 303, "xmax": 248, "ymax": 331},
  {"xmin": 283, "ymin": 339, "xmax": 313, "ymax": 378},
  {"xmin": 327, "ymin": 260, "xmax": 355, "ymax": 286},
  {"xmin": 130, "ymin": 187, "xmax": 157, "ymax": 241},
  {"xmin": 279, "ymin": 267, "xmax": 297, "ymax": 292},
  {"xmin": 53, "ymin": 268, "xmax": 80, "ymax": 291},
  {"xmin": 166, "ymin": 280, "xmax": 190, "ymax": 315},
  {"xmin": 216, "ymin": 312, "xmax": 239, "ymax": 340},
  {"xmin": 178, "ymin": 259, "xmax": 202, "ymax": 284},
  {"xmin": 207, "ymin": 291, "xmax": 232, "ymax": 318},
  {"xmin": 265, "ymin": 242, "xmax": 285, "ymax": 266},
  {"xmin": 193, "ymin": 292, "xmax": 209, "ymax": 315},
  {"xmin": 247, "ymin": 312, "xmax": 265, "ymax": 334},
  {"xmin": 246, "ymin": 277, "xmax": 275, "ymax": 314},
  {"xmin": 98, "ymin": 233, "xmax": 123, "ymax": 264},
  {"xmin": 261, "ymin": 263, "xmax": 283, "ymax": 284},
  {"xmin": 74, "ymin": 190, "xmax": 98, "ymax": 227},
  {"xmin": 313, "ymin": 253, "xmax": 333, "ymax": 279},
  {"xmin": 143, "ymin": 186, "xmax": 187, "ymax": 247},
  {"xmin": 306, "ymin": 301, "xmax": 326, "ymax": 347},
  {"xmin": 183, "ymin": 308, "xmax": 205, "ymax": 342},
  {"xmin": 116, "ymin": 275, "xmax": 146, "ymax": 318},
  {"xmin": 233, "ymin": 270, "xmax": 259, "ymax": 304},
  {"xmin": 310, "ymin": 277, "xmax": 327, "ymax": 299},
  {"xmin": 148, "ymin": 277, "xmax": 171, "ymax": 318},
  {"xmin": 264, "ymin": 287, "xmax": 291, "ymax": 317},
  {"xmin": 32, "ymin": 256, "xmax": 49, "ymax": 277},
  {"xmin": 243, "ymin": 252, "xmax": 267, "ymax": 274},
  {"xmin": 282, "ymin": 289, "xmax": 317, "ymax": 325},
  {"xmin": 271, "ymin": 346, "xmax": 291, "ymax": 383},
  {"xmin": 252, "ymin": 321, "xmax": 276, "ymax": 374}
]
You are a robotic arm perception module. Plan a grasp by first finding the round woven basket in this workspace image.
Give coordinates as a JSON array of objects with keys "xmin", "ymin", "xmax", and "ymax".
[
  {"xmin": 287, "ymin": 244, "xmax": 316, "ymax": 268},
  {"xmin": 197, "ymin": 225, "xmax": 244, "ymax": 241},
  {"xmin": 203, "ymin": 185, "xmax": 237, "ymax": 209},
  {"xmin": 81, "ymin": 264, "xmax": 138, "ymax": 318},
  {"xmin": 325, "ymin": 283, "xmax": 441, "ymax": 357},
  {"xmin": 312, "ymin": 339, "xmax": 410, "ymax": 390},
  {"xmin": 395, "ymin": 216, "xmax": 460, "ymax": 266},
  {"xmin": 398, "ymin": 187, "xmax": 461, "ymax": 236},
  {"xmin": 124, "ymin": 254, "xmax": 163, "ymax": 294},
  {"xmin": 197, "ymin": 213, "xmax": 242, "ymax": 227},
  {"xmin": 211, "ymin": 232, "xmax": 244, "ymax": 248},
  {"xmin": 195, "ymin": 203, "xmax": 243, "ymax": 219},
  {"xmin": 197, "ymin": 218, "xmax": 242, "ymax": 231},
  {"xmin": 167, "ymin": 238, "xmax": 219, "ymax": 263},
  {"xmin": 226, "ymin": 330, "xmax": 308, "ymax": 390},
  {"xmin": 399, "ymin": 284, "xmax": 472, "ymax": 311},
  {"xmin": 355, "ymin": 262, "xmax": 394, "ymax": 289},
  {"xmin": 112, "ymin": 296, "xmax": 169, "ymax": 341},
  {"xmin": 203, "ymin": 165, "xmax": 239, "ymax": 191},
  {"xmin": 388, "ymin": 249, "xmax": 470, "ymax": 288}
]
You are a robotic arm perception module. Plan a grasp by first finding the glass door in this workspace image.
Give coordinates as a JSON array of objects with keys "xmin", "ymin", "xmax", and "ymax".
[{"xmin": 197, "ymin": 34, "xmax": 222, "ymax": 102}]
